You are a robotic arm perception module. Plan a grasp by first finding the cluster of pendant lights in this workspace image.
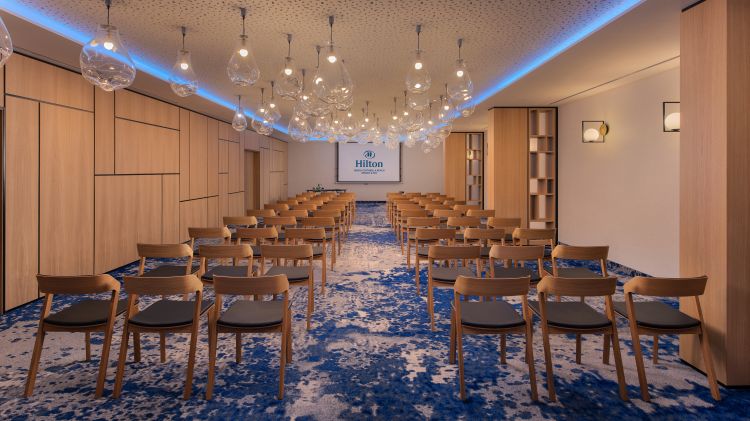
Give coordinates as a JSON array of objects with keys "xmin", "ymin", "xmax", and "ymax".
[{"xmin": 63, "ymin": 1, "xmax": 476, "ymax": 153}]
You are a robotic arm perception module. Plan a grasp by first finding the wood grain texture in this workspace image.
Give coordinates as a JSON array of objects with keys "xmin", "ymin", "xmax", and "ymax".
[
  {"xmin": 95, "ymin": 175, "xmax": 162, "ymax": 273},
  {"xmin": 5, "ymin": 54, "xmax": 93, "ymax": 111},
  {"xmin": 114, "ymin": 118, "xmax": 179, "ymax": 174},
  {"xmin": 219, "ymin": 140, "xmax": 229, "ymax": 173},
  {"xmin": 487, "ymin": 108, "xmax": 529, "ymax": 227},
  {"xmin": 244, "ymin": 130, "xmax": 261, "ymax": 151},
  {"xmin": 444, "ymin": 133, "xmax": 467, "ymax": 201},
  {"xmin": 218, "ymin": 122, "xmax": 239, "ymax": 142},
  {"xmin": 219, "ymin": 173, "xmax": 229, "ymax": 222},
  {"xmin": 39, "ymin": 103, "xmax": 94, "ymax": 276},
  {"xmin": 207, "ymin": 196, "xmax": 220, "ymax": 227},
  {"xmin": 228, "ymin": 140, "xmax": 241, "ymax": 193},
  {"xmin": 114, "ymin": 90, "xmax": 179, "ymax": 129},
  {"xmin": 189, "ymin": 112, "xmax": 208, "ymax": 198},
  {"xmin": 4, "ymin": 97, "xmax": 39, "ymax": 310},
  {"xmin": 179, "ymin": 199, "xmax": 208, "ymax": 243},
  {"xmin": 179, "ymin": 108, "xmax": 190, "ymax": 200},
  {"xmin": 162, "ymin": 175, "xmax": 180, "ymax": 243},
  {"xmin": 0, "ymin": 63, "xmax": 4, "ymax": 107},
  {"xmin": 94, "ymin": 89, "xmax": 115, "ymax": 174},
  {"xmin": 228, "ymin": 192, "xmax": 245, "ymax": 217},
  {"xmin": 207, "ymin": 118, "xmax": 219, "ymax": 196}
]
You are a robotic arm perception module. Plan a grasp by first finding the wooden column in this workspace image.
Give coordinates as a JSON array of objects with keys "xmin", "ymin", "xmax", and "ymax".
[
  {"xmin": 486, "ymin": 108, "xmax": 529, "ymax": 227},
  {"xmin": 680, "ymin": 0, "xmax": 750, "ymax": 386}
]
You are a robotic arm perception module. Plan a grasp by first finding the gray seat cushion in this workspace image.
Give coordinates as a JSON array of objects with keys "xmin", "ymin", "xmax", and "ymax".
[
  {"xmin": 480, "ymin": 246, "xmax": 492, "ymax": 258},
  {"xmin": 528, "ymin": 300, "xmax": 611, "ymax": 329},
  {"xmin": 493, "ymin": 266, "xmax": 542, "ymax": 283},
  {"xmin": 461, "ymin": 301, "xmax": 525, "ymax": 329},
  {"xmin": 417, "ymin": 246, "xmax": 430, "ymax": 257},
  {"xmin": 556, "ymin": 267, "xmax": 601, "ymax": 279},
  {"xmin": 45, "ymin": 299, "xmax": 128, "ymax": 327},
  {"xmin": 265, "ymin": 266, "xmax": 310, "ymax": 282},
  {"xmin": 218, "ymin": 300, "xmax": 284, "ymax": 328},
  {"xmin": 430, "ymin": 266, "xmax": 475, "ymax": 283},
  {"xmin": 613, "ymin": 301, "xmax": 700, "ymax": 330},
  {"xmin": 141, "ymin": 264, "xmax": 200, "ymax": 277},
  {"xmin": 312, "ymin": 245, "xmax": 326, "ymax": 257},
  {"xmin": 130, "ymin": 300, "xmax": 213, "ymax": 328},
  {"xmin": 201, "ymin": 265, "xmax": 254, "ymax": 281},
  {"xmin": 308, "ymin": 233, "xmax": 335, "ymax": 242}
]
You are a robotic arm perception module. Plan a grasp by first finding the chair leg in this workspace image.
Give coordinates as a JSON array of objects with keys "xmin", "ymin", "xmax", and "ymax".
[
  {"xmin": 449, "ymin": 310, "xmax": 457, "ymax": 364},
  {"xmin": 183, "ymin": 322, "xmax": 200, "ymax": 400},
  {"xmin": 500, "ymin": 334, "xmax": 507, "ymax": 365},
  {"xmin": 206, "ymin": 324, "xmax": 218, "ymax": 400},
  {"xmin": 609, "ymin": 327, "xmax": 630, "ymax": 401},
  {"xmin": 575, "ymin": 334, "xmax": 582, "ymax": 364},
  {"xmin": 279, "ymin": 325, "xmax": 288, "ymax": 400},
  {"xmin": 85, "ymin": 332, "xmax": 92, "ymax": 361},
  {"xmin": 698, "ymin": 330, "xmax": 721, "ymax": 401},
  {"xmin": 133, "ymin": 332, "xmax": 142, "ymax": 363},
  {"xmin": 322, "ymin": 258, "xmax": 327, "ymax": 295},
  {"xmin": 652, "ymin": 336, "xmax": 659, "ymax": 364},
  {"xmin": 525, "ymin": 323, "xmax": 539, "ymax": 401},
  {"xmin": 406, "ymin": 236, "xmax": 411, "ymax": 268},
  {"xmin": 629, "ymin": 326, "xmax": 651, "ymax": 401},
  {"xmin": 457, "ymin": 326, "xmax": 466, "ymax": 401},
  {"xmin": 95, "ymin": 323, "xmax": 117, "ymax": 398},
  {"xmin": 160, "ymin": 333, "xmax": 167, "ymax": 363},
  {"xmin": 427, "ymin": 282, "xmax": 435, "ymax": 332},
  {"xmin": 113, "ymin": 325, "xmax": 131, "ymax": 399},
  {"xmin": 235, "ymin": 333, "xmax": 242, "ymax": 363},
  {"xmin": 331, "ymin": 237, "xmax": 337, "ymax": 268},
  {"xmin": 23, "ymin": 326, "xmax": 47, "ymax": 397},
  {"xmin": 540, "ymin": 324, "xmax": 556, "ymax": 402},
  {"xmin": 286, "ymin": 311, "xmax": 293, "ymax": 363},
  {"xmin": 603, "ymin": 333, "xmax": 611, "ymax": 365},
  {"xmin": 414, "ymin": 258, "xmax": 421, "ymax": 295},
  {"xmin": 307, "ymin": 281, "xmax": 314, "ymax": 331}
]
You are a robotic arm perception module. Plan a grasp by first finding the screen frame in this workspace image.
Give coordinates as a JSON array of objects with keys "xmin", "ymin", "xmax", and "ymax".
[{"xmin": 335, "ymin": 142, "xmax": 403, "ymax": 184}]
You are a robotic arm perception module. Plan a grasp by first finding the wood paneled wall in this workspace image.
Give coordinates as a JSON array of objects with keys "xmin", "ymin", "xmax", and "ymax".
[
  {"xmin": 486, "ymin": 108, "xmax": 529, "ymax": 227},
  {"xmin": 444, "ymin": 133, "xmax": 467, "ymax": 201},
  {"xmin": 1, "ymin": 54, "xmax": 287, "ymax": 311}
]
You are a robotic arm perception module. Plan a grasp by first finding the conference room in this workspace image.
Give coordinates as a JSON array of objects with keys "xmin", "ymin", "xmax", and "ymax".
[{"xmin": 0, "ymin": 0, "xmax": 747, "ymax": 419}]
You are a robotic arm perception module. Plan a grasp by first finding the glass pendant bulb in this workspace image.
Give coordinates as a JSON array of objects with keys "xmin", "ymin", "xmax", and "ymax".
[
  {"xmin": 333, "ymin": 90, "xmax": 354, "ymax": 111},
  {"xmin": 0, "ymin": 15, "xmax": 13, "ymax": 68},
  {"xmin": 311, "ymin": 114, "xmax": 331, "ymax": 139},
  {"xmin": 300, "ymin": 66, "xmax": 332, "ymax": 117},
  {"xmin": 340, "ymin": 110, "xmax": 358, "ymax": 138},
  {"xmin": 258, "ymin": 121, "xmax": 274, "ymax": 136},
  {"xmin": 447, "ymin": 39, "xmax": 474, "ymax": 102},
  {"xmin": 437, "ymin": 93, "xmax": 455, "ymax": 123},
  {"xmin": 289, "ymin": 111, "xmax": 311, "ymax": 142},
  {"xmin": 232, "ymin": 95, "xmax": 248, "ymax": 132},
  {"xmin": 169, "ymin": 26, "xmax": 198, "ymax": 97},
  {"xmin": 276, "ymin": 34, "xmax": 303, "ymax": 100},
  {"xmin": 405, "ymin": 25, "xmax": 431, "ymax": 94},
  {"xmin": 407, "ymin": 90, "xmax": 430, "ymax": 111},
  {"xmin": 457, "ymin": 97, "xmax": 476, "ymax": 117},
  {"xmin": 80, "ymin": 0, "xmax": 136, "ymax": 91},
  {"xmin": 227, "ymin": 7, "xmax": 260, "ymax": 87},
  {"xmin": 313, "ymin": 17, "xmax": 354, "ymax": 106},
  {"xmin": 266, "ymin": 82, "xmax": 282, "ymax": 123}
]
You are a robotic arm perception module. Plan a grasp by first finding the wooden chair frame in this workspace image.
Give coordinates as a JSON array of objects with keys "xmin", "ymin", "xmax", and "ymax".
[
  {"xmin": 286, "ymin": 227, "xmax": 328, "ymax": 294},
  {"xmin": 427, "ymin": 245, "xmax": 481, "ymax": 331},
  {"xmin": 413, "ymin": 228, "xmax": 456, "ymax": 295},
  {"xmin": 261, "ymin": 245, "xmax": 316, "ymax": 330}
]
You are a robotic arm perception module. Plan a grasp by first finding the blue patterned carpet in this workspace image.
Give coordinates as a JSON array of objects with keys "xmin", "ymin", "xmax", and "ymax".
[{"xmin": 0, "ymin": 202, "xmax": 748, "ymax": 420}]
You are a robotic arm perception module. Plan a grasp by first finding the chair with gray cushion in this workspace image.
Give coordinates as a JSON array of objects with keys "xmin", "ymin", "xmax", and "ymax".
[
  {"xmin": 235, "ymin": 227, "xmax": 279, "ymax": 264},
  {"xmin": 136, "ymin": 243, "xmax": 199, "ymax": 278},
  {"xmin": 188, "ymin": 227, "xmax": 232, "ymax": 258},
  {"xmin": 222, "ymin": 216, "xmax": 258, "ymax": 240},
  {"xmin": 446, "ymin": 216, "xmax": 481, "ymax": 243},
  {"xmin": 450, "ymin": 275, "xmax": 538, "ymax": 401},
  {"xmin": 512, "ymin": 228, "xmax": 556, "ymax": 259},
  {"xmin": 198, "ymin": 244, "xmax": 254, "ymax": 283},
  {"xmin": 246, "ymin": 209, "xmax": 277, "ymax": 227},
  {"xmin": 529, "ymin": 276, "xmax": 628, "ymax": 403},
  {"xmin": 427, "ymin": 245, "xmax": 481, "ymax": 331},
  {"xmin": 414, "ymin": 228, "xmax": 457, "ymax": 296},
  {"xmin": 490, "ymin": 244, "xmax": 546, "ymax": 285},
  {"xmin": 206, "ymin": 274, "xmax": 292, "ymax": 400},
  {"xmin": 613, "ymin": 276, "xmax": 720, "ymax": 402},
  {"xmin": 405, "ymin": 216, "xmax": 441, "ymax": 269},
  {"xmin": 487, "ymin": 217, "xmax": 522, "ymax": 243},
  {"xmin": 263, "ymin": 215, "xmax": 298, "ymax": 243},
  {"xmin": 114, "ymin": 275, "xmax": 213, "ymax": 400},
  {"xmin": 286, "ymin": 227, "xmax": 329, "ymax": 293},
  {"xmin": 261, "ymin": 244, "xmax": 315, "ymax": 330},
  {"xmin": 463, "ymin": 227, "xmax": 506, "ymax": 273},
  {"xmin": 25, "ymin": 275, "xmax": 126, "ymax": 398}
]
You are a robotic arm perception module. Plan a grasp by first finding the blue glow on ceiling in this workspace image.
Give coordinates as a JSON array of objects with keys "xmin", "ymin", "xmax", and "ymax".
[{"xmin": 2, "ymin": 0, "xmax": 644, "ymax": 137}]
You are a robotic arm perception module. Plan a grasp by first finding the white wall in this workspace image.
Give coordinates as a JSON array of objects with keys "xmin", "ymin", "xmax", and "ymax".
[
  {"xmin": 287, "ymin": 142, "xmax": 444, "ymax": 201},
  {"xmin": 559, "ymin": 66, "xmax": 680, "ymax": 276}
]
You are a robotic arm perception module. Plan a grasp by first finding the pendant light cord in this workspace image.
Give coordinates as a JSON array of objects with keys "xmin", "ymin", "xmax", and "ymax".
[
  {"xmin": 393, "ymin": 97, "xmax": 398, "ymax": 114},
  {"xmin": 105, "ymin": 0, "xmax": 111, "ymax": 25},
  {"xmin": 287, "ymin": 33, "xmax": 292, "ymax": 57},
  {"xmin": 328, "ymin": 16, "xmax": 334, "ymax": 45},
  {"xmin": 457, "ymin": 38, "xmax": 463, "ymax": 60},
  {"xmin": 181, "ymin": 26, "xmax": 186, "ymax": 50},
  {"xmin": 240, "ymin": 7, "xmax": 247, "ymax": 37},
  {"xmin": 416, "ymin": 24, "xmax": 421, "ymax": 50},
  {"xmin": 315, "ymin": 45, "xmax": 321, "ymax": 68}
]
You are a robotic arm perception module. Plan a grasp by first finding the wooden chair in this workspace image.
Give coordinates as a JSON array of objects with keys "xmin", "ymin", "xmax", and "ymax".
[
  {"xmin": 488, "ymin": 217, "xmax": 521, "ymax": 243},
  {"xmin": 136, "ymin": 243, "xmax": 199, "ymax": 278},
  {"xmin": 206, "ymin": 274, "xmax": 292, "ymax": 400},
  {"xmin": 312, "ymin": 209, "xmax": 345, "ymax": 250},
  {"xmin": 512, "ymin": 228, "xmax": 556, "ymax": 259},
  {"xmin": 235, "ymin": 226, "xmax": 280, "ymax": 272},
  {"xmin": 433, "ymin": 209, "xmax": 463, "ymax": 226},
  {"xmin": 188, "ymin": 227, "xmax": 232, "ymax": 257},
  {"xmin": 25, "ymin": 275, "xmax": 127, "ymax": 398},
  {"xmin": 389, "ymin": 198, "xmax": 411, "ymax": 224},
  {"xmin": 261, "ymin": 244, "xmax": 316, "ymax": 330},
  {"xmin": 280, "ymin": 209, "xmax": 309, "ymax": 218},
  {"xmin": 405, "ymin": 217, "xmax": 441, "ymax": 268},
  {"xmin": 463, "ymin": 227, "xmax": 505, "ymax": 273},
  {"xmin": 450, "ymin": 275, "xmax": 538, "ymax": 401},
  {"xmin": 454, "ymin": 204, "xmax": 481, "ymax": 213},
  {"xmin": 246, "ymin": 209, "xmax": 276, "ymax": 226},
  {"xmin": 413, "ymin": 228, "xmax": 456, "ymax": 295},
  {"xmin": 277, "ymin": 199, "xmax": 298, "ymax": 206},
  {"xmin": 265, "ymin": 203, "xmax": 290, "ymax": 212},
  {"xmin": 489, "ymin": 244, "xmax": 545, "ymax": 286},
  {"xmin": 446, "ymin": 216, "xmax": 482, "ymax": 243},
  {"xmin": 293, "ymin": 202, "xmax": 318, "ymax": 212},
  {"xmin": 223, "ymin": 216, "xmax": 258, "ymax": 241},
  {"xmin": 426, "ymin": 245, "xmax": 481, "ymax": 331},
  {"xmin": 286, "ymin": 227, "xmax": 328, "ymax": 293},
  {"xmin": 466, "ymin": 209, "xmax": 495, "ymax": 227},
  {"xmin": 113, "ymin": 275, "xmax": 213, "ymax": 400},
  {"xmin": 399, "ymin": 209, "xmax": 429, "ymax": 254},
  {"xmin": 614, "ymin": 276, "xmax": 720, "ymax": 401},
  {"xmin": 529, "ymin": 276, "xmax": 628, "ymax": 402},
  {"xmin": 299, "ymin": 216, "xmax": 337, "ymax": 266},
  {"xmin": 198, "ymin": 244, "xmax": 254, "ymax": 284},
  {"xmin": 264, "ymin": 216, "xmax": 297, "ymax": 243}
]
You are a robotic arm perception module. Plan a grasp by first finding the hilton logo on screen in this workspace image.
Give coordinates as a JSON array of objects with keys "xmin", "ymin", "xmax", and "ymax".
[{"xmin": 355, "ymin": 150, "xmax": 383, "ymax": 168}]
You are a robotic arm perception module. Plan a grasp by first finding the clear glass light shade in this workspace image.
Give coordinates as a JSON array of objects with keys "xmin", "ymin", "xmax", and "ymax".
[
  {"xmin": 405, "ymin": 50, "xmax": 431, "ymax": 93},
  {"xmin": 232, "ymin": 106, "xmax": 248, "ymax": 132},
  {"xmin": 385, "ymin": 137, "xmax": 399, "ymax": 150},
  {"xmin": 299, "ymin": 89, "xmax": 331, "ymax": 117},
  {"xmin": 0, "ymin": 16, "xmax": 13, "ymax": 68},
  {"xmin": 265, "ymin": 100, "xmax": 281, "ymax": 123},
  {"xmin": 169, "ymin": 50, "xmax": 198, "ymax": 97},
  {"xmin": 276, "ymin": 57, "xmax": 303, "ymax": 100},
  {"xmin": 407, "ymin": 90, "xmax": 430, "ymax": 111},
  {"xmin": 258, "ymin": 121, "xmax": 274, "ymax": 136},
  {"xmin": 80, "ymin": 24, "xmax": 136, "ymax": 91},
  {"xmin": 313, "ymin": 43, "xmax": 354, "ymax": 105},
  {"xmin": 447, "ymin": 58, "xmax": 474, "ymax": 102},
  {"xmin": 404, "ymin": 133, "xmax": 418, "ymax": 148},
  {"xmin": 311, "ymin": 114, "xmax": 331, "ymax": 138},
  {"xmin": 227, "ymin": 35, "xmax": 260, "ymax": 87},
  {"xmin": 340, "ymin": 112, "xmax": 358, "ymax": 138},
  {"xmin": 334, "ymin": 94, "xmax": 354, "ymax": 111},
  {"xmin": 288, "ymin": 114, "xmax": 311, "ymax": 142},
  {"xmin": 438, "ymin": 97, "xmax": 455, "ymax": 123}
]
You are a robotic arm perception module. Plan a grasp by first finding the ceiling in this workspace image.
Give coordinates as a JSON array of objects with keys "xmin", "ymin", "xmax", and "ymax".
[{"xmin": 0, "ymin": 0, "xmax": 688, "ymax": 138}]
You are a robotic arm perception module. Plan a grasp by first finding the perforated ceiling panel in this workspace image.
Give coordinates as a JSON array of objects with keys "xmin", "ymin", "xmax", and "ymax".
[{"xmin": 11, "ymin": 0, "xmax": 636, "ymax": 128}]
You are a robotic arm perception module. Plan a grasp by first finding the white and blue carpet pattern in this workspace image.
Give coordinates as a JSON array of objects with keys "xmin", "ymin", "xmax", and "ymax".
[{"xmin": 0, "ymin": 202, "xmax": 748, "ymax": 419}]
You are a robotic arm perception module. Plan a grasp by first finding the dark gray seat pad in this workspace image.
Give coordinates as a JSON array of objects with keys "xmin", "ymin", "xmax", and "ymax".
[
  {"xmin": 130, "ymin": 300, "xmax": 213, "ymax": 328},
  {"xmin": 45, "ymin": 299, "xmax": 128, "ymax": 327},
  {"xmin": 201, "ymin": 265, "xmax": 254, "ymax": 281},
  {"xmin": 264, "ymin": 266, "xmax": 311, "ymax": 282},
  {"xmin": 556, "ymin": 267, "xmax": 601, "ymax": 279},
  {"xmin": 218, "ymin": 300, "xmax": 284, "ymax": 328},
  {"xmin": 528, "ymin": 300, "xmax": 611, "ymax": 329},
  {"xmin": 613, "ymin": 301, "xmax": 700, "ymax": 330},
  {"xmin": 492, "ymin": 266, "xmax": 542, "ymax": 283},
  {"xmin": 461, "ymin": 300, "xmax": 525, "ymax": 329},
  {"xmin": 141, "ymin": 264, "xmax": 200, "ymax": 277},
  {"xmin": 430, "ymin": 266, "xmax": 475, "ymax": 282}
]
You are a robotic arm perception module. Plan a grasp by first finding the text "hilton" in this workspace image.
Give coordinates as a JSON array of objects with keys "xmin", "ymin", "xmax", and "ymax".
[{"xmin": 355, "ymin": 160, "xmax": 384, "ymax": 168}]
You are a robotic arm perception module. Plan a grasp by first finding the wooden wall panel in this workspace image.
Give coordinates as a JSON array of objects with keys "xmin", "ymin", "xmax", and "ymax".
[
  {"xmin": 162, "ymin": 175, "xmax": 180, "ymax": 243},
  {"xmin": 487, "ymin": 108, "xmax": 529, "ymax": 226},
  {"xmin": 94, "ymin": 89, "xmax": 115, "ymax": 174},
  {"xmin": 207, "ymin": 118, "xmax": 219, "ymax": 196},
  {"xmin": 5, "ymin": 54, "xmax": 93, "ymax": 111},
  {"xmin": 114, "ymin": 90, "xmax": 179, "ymax": 129},
  {"xmin": 189, "ymin": 112, "xmax": 208, "ymax": 198},
  {"xmin": 219, "ymin": 140, "xmax": 229, "ymax": 173},
  {"xmin": 179, "ymin": 109, "xmax": 190, "ymax": 200},
  {"xmin": 4, "ymin": 97, "xmax": 39, "ymax": 310},
  {"xmin": 218, "ymin": 122, "xmax": 240, "ymax": 142},
  {"xmin": 0, "ymin": 62, "xmax": 4, "ymax": 107},
  {"xmin": 39, "ymin": 104, "xmax": 94, "ymax": 276},
  {"xmin": 228, "ymin": 192, "xmax": 245, "ymax": 217},
  {"xmin": 444, "ymin": 133, "xmax": 467, "ymax": 201},
  {"xmin": 228, "ymin": 141, "xmax": 241, "ymax": 193},
  {"xmin": 179, "ymin": 199, "xmax": 208, "ymax": 242},
  {"xmin": 259, "ymin": 146, "xmax": 270, "ymax": 206},
  {"xmin": 244, "ymin": 130, "xmax": 260, "ymax": 151},
  {"xmin": 207, "ymin": 196, "xmax": 220, "ymax": 227},
  {"xmin": 94, "ymin": 175, "xmax": 162, "ymax": 273},
  {"xmin": 219, "ymin": 173, "xmax": 229, "ymax": 220},
  {"xmin": 115, "ymin": 118, "xmax": 179, "ymax": 174}
]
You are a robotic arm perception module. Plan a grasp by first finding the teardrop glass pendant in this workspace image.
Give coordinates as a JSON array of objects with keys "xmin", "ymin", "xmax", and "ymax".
[
  {"xmin": 447, "ymin": 58, "xmax": 474, "ymax": 102},
  {"xmin": 407, "ymin": 90, "xmax": 430, "ymax": 111},
  {"xmin": 0, "ymin": 15, "xmax": 13, "ymax": 68},
  {"xmin": 313, "ymin": 42, "xmax": 354, "ymax": 105},
  {"xmin": 80, "ymin": 24, "xmax": 136, "ymax": 91},
  {"xmin": 169, "ymin": 27, "xmax": 197, "ymax": 97},
  {"xmin": 405, "ymin": 50, "xmax": 431, "ymax": 94},
  {"xmin": 288, "ymin": 113, "xmax": 311, "ymax": 143},
  {"xmin": 276, "ymin": 56, "xmax": 302, "ymax": 100},
  {"xmin": 232, "ymin": 97, "xmax": 248, "ymax": 132},
  {"xmin": 228, "ymin": 35, "xmax": 260, "ymax": 87}
]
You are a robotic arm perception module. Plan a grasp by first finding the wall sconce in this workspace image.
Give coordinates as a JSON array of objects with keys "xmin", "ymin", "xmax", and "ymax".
[
  {"xmin": 663, "ymin": 101, "xmax": 680, "ymax": 132},
  {"xmin": 582, "ymin": 120, "xmax": 608, "ymax": 143}
]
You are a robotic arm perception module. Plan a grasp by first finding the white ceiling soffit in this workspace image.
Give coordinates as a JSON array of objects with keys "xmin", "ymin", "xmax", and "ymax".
[{"xmin": 1, "ymin": 0, "xmax": 684, "ymax": 135}]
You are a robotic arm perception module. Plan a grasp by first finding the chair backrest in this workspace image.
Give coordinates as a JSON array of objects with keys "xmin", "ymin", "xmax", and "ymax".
[
  {"xmin": 264, "ymin": 216, "xmax": 297, "ymax": 229},
  {"xmin": 463, "ymin": 228, "xmax": 505, "ymax": 244},
  {"xmin": 123, "ymin": 275, "xmax": 203, "ymax": 296},
  {"xmin": 397, "ymin": 203, "xmax": 422, "ymax": 212},
  {"xmin": 415, "ymin": 227, "xmax": 457, "ymax": 241},
  {"xmin": 489, "ymin": 244, "xmax": 544, "ymax": 261},
  {"xmin": 280, "ymin": 209, "xmax": 309, "ymax": 218},
  {"xmin": 313, "ymin": 210, "xmax": 341, "ymax": 218},
  {"xmin": 512, "ymin": 228, "xmax": 556, "ymax": 247},
  {"xmin": 137, "ymin": 243, "xmax": 193, "ymax": 259},
  {"xmin": 446, "ymin": 216, "xmax": 482, "ymax": 228},
  {"xmin": 624, "ymin": 276, "xmax": 707, "ymax": 297},
  {"xmin": 213, "ymin": 274, "xmax": 289, "ymax": 296},
  {"xmin": 487, "ymin": 217, "xmax": 522, "ymax": 230},
  {"xmin": 260, "ymin": 244, "xmax": 314, "ymax": 259},
  {"xmin": 264, "ymin": 203, "xmax": 289, "ymax": 212},
  {"xmin": 454, "ymin": 204, "xmax": 481, "ymax": 212},
  {"xmin": 285, "ymin": 227, "xmax": 326, "ymax": 242},
  {"xmin": 235, "ymin": 227, "xmax": 279, "ymax": 244},
  {"xmin": 466, "ymin": 209, "xmax": 495, "ymax": 218},
  {"xmin": 299, "ymin": 216, "xmax": 336, "ymax": 229},
  {"xmin": 37, "ymin": 274, "xmax": 120, "ymax": 295},
  {"xmin": 406, "ymin": 217, "xmax": 440, "ymax": 228},
  {"xmin": 198, "ymin": 244, "xmax": 253, "ymax": 259},
  {"xmin": 222, "ymin": 216, "xmax": 258, "ymax": 227},
  {"xmin": 188, "ymin": 227, "xmax": 232, "ymax": 241},
  {"xmin": 293, "ymin": 203, "xmax": 318, "ymax": 211},
  {"xmin": 551, "ymin": 245, "xmax": 609, "ymax": 276},
  {"xmin": 428, "ymin": 245, "xmax": 481, "ymax": 260},
  {"xmin": 537, "ymin": 276, "xmax": 617, "ymax": 297},
  {"xmin": 454, "ymin": 275, "xmax": 530, "ymax": 298},
  {"xmin": 246, "ymin": 209, "xmax": 276, "ymax": 218},
  {"xmin": 425, "ymin": 204, "xmax": 452, "ymax": 212},
  {"xmin": 277, "ymin": 199, "xmax": 298, "ymax": 206},
  {"xmin": 434, "ymin": 209, "xmax": 464, "ymax": 219},
  {"xmin": 401, "ymin": 209, "xmax": 428, "ymax": 220}
]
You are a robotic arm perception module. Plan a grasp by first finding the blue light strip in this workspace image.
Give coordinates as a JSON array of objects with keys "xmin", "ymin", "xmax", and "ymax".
[{"xmin": 2, "ymin": 0, "xmax": 643, "ymax": 138}]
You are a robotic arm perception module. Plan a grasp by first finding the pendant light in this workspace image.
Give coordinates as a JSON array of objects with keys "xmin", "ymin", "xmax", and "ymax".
[
  {"xmin": 407, "ymin": 90, "xmax": 430, "ymax": 111},
  {"xmin": 80, "ymin": 0, "xmax": 136, "ymax": 91},
  {"xmin": 438, "ymin": 90, "xmax": 455, "ymax": 123},
  {"xmin": 251, "ymin": 88, "xmax": 269, "ymax": 133},
  {"xmin": 266, "ymin": 81, "xmax": 282, "ymax": 123},
  {"xmin": 0, "ymin": 15, "xmax": 13, "ymax": 68},
  {"xmin": 405, "ymin": 24, "xmax": 430, "ymax": 94},
  {"xmin": 288, "ymin": 111, "xmax": 311, "ymax": 143},
  {"xmin": 275, "ymin": 34, "xmax": 303, "ymax": 100},
  {"xmin": 371, "ymin": 116, "xmax": 384, "ymax": 145},
  {"xmin": 300, "ymin": 56, "xmax": 332, "ymax": 117},
  {"xmin": 227, "ymin": 7, "xmax": 260, "ymax": 87},
  {"xmin": 232, "ymin": 95, "xmax": 248, "ymax": 132},
  {"xmin": 169, "ymin": 26, "xmax": 198, "ymax": 97},
  {"xmin": 313, "ymin": 16, "xmax": 354, "ymax": 106},
  {"xmin": 447, "ymin": 38, "xmax": 474, "ymax": 102}
]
